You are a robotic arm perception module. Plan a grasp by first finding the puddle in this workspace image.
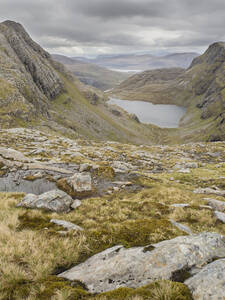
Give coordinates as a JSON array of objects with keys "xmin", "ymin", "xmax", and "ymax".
[{"xmin": 0, "ymin": 173, "xmax": 57, "ymax": 195}]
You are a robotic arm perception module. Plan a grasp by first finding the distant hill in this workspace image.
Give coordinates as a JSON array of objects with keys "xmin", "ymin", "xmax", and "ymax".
[
  {"xmin": 111, "ymin": 42, "xmax": 225, "ymax": 141},
  {"xmin": 75, "ymin": 52, "xmax": 199, "ymax": 71},
  {"xmin": 52, "ymin": 54, "xmax": 129, "ymax": 91}
]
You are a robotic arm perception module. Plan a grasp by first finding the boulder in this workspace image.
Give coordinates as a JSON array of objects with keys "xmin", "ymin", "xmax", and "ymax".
[
  {"xmin": 57, "ymin": 172, "xmax": 93, "ymax": 198},
  {"xmin": 17, "ymin": 189, "xmax": 73, "ymax": 212},
  {"xmin": 59, "ymin": 232, "xmax": 225, "ymax": 293},
  {"xmin": 185, "ymin": 259, "xmax": 225, "ymax": 300},
  {"xmin": 0, "ymin": 147, "xmax": 29, "ymax": 162}
]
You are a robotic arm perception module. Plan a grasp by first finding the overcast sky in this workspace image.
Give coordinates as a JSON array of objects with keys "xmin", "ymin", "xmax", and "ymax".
[{"xmin": 0, "ymin": 0, "xmax": 225, "ymax": 57}]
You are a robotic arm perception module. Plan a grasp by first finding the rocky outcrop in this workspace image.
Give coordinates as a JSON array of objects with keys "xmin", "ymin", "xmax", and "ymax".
[
  {"xmin": 59, "ymin": 232, "xmax": 225, "ymax": 293},
  {"xmin": 17, "ymin": 189, "xmax": 73, "ymax": 213},
  {"xmin": 185, "ymin": 259, "xmax": 225, "ymax": 300},
  {"xmin": 0, "ymin": 20, "xmax": 64, "ymax": 125}
]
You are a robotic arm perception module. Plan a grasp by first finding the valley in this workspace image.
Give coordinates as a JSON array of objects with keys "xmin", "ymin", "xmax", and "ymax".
[{"xmin": 0, "ymin": 19, "xmax": 224, "ymax": 300}]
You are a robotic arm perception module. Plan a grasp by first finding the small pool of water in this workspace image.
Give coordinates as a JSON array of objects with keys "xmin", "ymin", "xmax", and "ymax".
[{"xmin": 109, "ymin": 97, "xmax": 186, "ymax": 128}]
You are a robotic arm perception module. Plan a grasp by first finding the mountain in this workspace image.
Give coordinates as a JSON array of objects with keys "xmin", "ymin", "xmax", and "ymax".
[
  {"xmin": 0, "ymin": 20, "xmax": 168, "ymax": 145},
  {"xmin": 76, "ymin": 52, "xmax": 199, "ymax": 71},
  {"xmin": 52, "ymin": 54, "xmax": 129, "ymax": 91},
  {"xmin": 111, "ymin": 42, "xmax": 225, "ymax": 141}
]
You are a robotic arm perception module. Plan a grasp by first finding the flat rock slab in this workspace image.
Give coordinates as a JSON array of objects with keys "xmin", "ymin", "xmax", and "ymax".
[
  {"xmin": 59, "ymin": 232, "xmax": 225, "ymax": 293},
  {"xmin": 185, "ymin": 259, "xmax": 225, "ymax": 300},
  {"xmin": 50, "ymin": 219, "xmax": 83, "ymax": 231},
  {"xmin": 170, "ymin": 220, "xmax": 193, "ymax": 235},
  {"xmin": 205, "ymin": 198, "xmax": 225, "ymax": 212},
  {"xmin": 17, "ymin": 189, "xmax": 73, "ymax": 213},
  {"xmin": 194, "ymin": 188, "xmax": 225, "ymax": 197}
]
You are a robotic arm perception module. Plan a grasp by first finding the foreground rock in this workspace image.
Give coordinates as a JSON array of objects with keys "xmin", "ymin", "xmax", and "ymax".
[
  {"xmin": 17, "ymin": 189, "xmax": 73, "ymax": 212},
  {"xmin": 57, "ymin": 172, "xmax": 93, "ymax": 198},
  {"xmin": 185, "ymin": 259, "xmax": 225, "ymax": 300},
  {"xmin": 59, "ymin": 232, "xmax": 225, "ymax": 293}
]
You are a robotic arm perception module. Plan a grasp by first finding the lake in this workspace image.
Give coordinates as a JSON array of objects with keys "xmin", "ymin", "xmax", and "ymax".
[{"xmin": 109, "ymin": 97, "xmax": 186, "ymax": 128}]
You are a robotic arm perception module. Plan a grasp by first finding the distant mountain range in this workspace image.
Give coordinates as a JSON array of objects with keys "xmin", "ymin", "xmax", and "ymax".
[
  {"xmin": 73, "ymin": 52, "xmax": 199, "ymax": 71},
  {"xmin": 52, "ymin": 54, "xmax": 130, "ymax": 91}
]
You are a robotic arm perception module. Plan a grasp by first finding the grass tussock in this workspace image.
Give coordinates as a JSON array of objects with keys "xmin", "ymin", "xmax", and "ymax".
[{"xmin": 0, "ymin": 180, "xmax": 223, "ymax": 299}]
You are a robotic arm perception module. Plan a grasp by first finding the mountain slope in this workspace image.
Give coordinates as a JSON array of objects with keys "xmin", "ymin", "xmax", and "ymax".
[
  {"xmin": 77, "ymin": 52, "xmax": 199, "ymax": 71},
  {"xmin": 111, "ymin": 42, "xmax": 225, "ymax": 141},
  {"xmin": 52, "ymin": 54, "xmax": 129, "ymax": 91},
  {"xmin": 0, "ymin": 20, "xmax": 171, "ymax": 145}
]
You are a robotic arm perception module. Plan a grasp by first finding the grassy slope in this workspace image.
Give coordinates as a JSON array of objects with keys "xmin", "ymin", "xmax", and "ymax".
[
  {"xmin": 52, "ymin": 55, "xmax": 129, "ymax": 91},
  {"xmin": 0, "ymin": 130, "xmax": 224, "ymax": 299}
]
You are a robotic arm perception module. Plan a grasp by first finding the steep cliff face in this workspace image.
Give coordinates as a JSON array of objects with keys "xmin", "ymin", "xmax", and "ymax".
[{"xmin": 0, "ymin": 20, "xmax": 64, "ymax": 126}]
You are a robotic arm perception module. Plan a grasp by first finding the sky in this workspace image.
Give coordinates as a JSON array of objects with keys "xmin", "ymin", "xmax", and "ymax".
[{"xmin": 0, "ymin": 0, "xmax": 225, "ymax": 57}]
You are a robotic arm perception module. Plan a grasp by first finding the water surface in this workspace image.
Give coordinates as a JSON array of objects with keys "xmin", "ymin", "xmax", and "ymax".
[{"xmin": 109, "ymin": 97, "xmax": 186, "ymax": 128}]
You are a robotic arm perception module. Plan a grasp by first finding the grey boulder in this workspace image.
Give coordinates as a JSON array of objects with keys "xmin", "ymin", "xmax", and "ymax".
[
  {"xmin": 50, "ymin": 219, "xmax": 83, "ymax": 231},
  {"xmin": 59, "ymin": 232, "xmax": 225, "ymax": 293},
  {"xmin": 185, "ymin": 259, "xmax": 225, "ymax": 300},
  {"xmin": 17, "ymin": 189, "xmax": 73, "ymax": 212}
]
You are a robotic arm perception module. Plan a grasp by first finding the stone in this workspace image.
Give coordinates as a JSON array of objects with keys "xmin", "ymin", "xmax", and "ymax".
[
  {"xmin": 0, "ymin": 147, "xmax": 29, "ymax": 162},
  {"xmin": 170, "ymin": 220, "xmax": 193, "ymax": 235},
  {"xmin": 112, "ymin": 161, "xmax": 135, "ymax": 173},
  {"xmin": 214, "ymin": 211, "xmax": 225, "ymax": 223},
  {"xmin": 185, "ymin": 259, "xmax": 225, "ymax": 300},
  {"xmin": 17, "ymin": 189, "xmax": 73, "ymax": 213},
  {"xmin": 58, "ymin": 232, "xmax": 225, "ymax": 293},
  {"xmin": 178, "ymin": 168, "xmax": 190, "ymax": 173},
  {"xmin": 67, "ymin": 172, "xmax": 92, "ymax": 193},
  {"xmin": 79, "ymin": 163, "xmax": 91, "ymax": 172},
  {"xmin": 171, "ymin": 203, "xmax": 190, "ymax": 208},
  {"xmin": 193, "ymin": 187, "xmax": 225, "ymax": 197},
  {"xmin": 205, "ymin": 198, "xmax": 225, "ymax": 212},
  {"xmin": 71, "ymin": 199, "xmax": 82, "ymax": 209},
  {"xmin": 50, "ymin": 219, "xmax": 83, "ymax": 231}
]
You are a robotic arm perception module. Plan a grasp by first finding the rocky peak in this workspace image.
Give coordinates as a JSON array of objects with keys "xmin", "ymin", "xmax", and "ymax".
[{"xmin": 190, "ymin": 41, "xmax": 225, "ymax": 68}]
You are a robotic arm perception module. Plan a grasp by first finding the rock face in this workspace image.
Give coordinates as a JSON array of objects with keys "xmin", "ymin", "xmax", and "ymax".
[
  {"xmin": 17, "ymin": 189, "xmax": 73, "ymax": 212},
  {"xmin": 185, "ymin": 259, "xmax": 225, "ymax": 300},
  {"xmin": 0, "ymin": 20, "xmax": 63, "ymax": 125},
  {"xmin": 59, "ymin": 232, "xmax": 225, "ymax": 293}
]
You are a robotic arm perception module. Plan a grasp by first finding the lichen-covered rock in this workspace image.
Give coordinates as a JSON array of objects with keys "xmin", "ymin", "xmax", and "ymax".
[
  {"xmin": 17, "ymin": 189, "xmax": 73, "ymax": 212},
  {"xmin": 57, "ymin": 172, "xmax": 93, "ymax": 198},
  {"xmin": 185, "ymin": 259, "xmax": 225, "ymax": 300},
  {"xmin": 59, "ymin": 232, "xmax": 225, "ymax": 293}
]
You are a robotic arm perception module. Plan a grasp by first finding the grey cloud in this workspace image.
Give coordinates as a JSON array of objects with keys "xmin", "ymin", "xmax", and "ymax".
[{"xmin": 0, "ymin": 0, "xmax": 225, "ymax": 56}]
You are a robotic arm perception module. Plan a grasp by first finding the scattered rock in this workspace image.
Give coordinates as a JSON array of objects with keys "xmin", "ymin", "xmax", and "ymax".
[
  {"xmin": 185, "ymin": 259, "xmax": 225, "ymax": 300},
  {"xmin": 71, "ymin": 199, "xmax": 82, "ymax": 209},
  {"xmin": 193, "ymin": 187, "xmax": 225, "ymax": 197},
  {"xmin": 205, "ymin": 198, "xmax": 225, "ymax": 212},
  {"xmin": 17, "ymin": 189, "xmax": 73, "ymax": 213},
  {"xmin": 79, "ymin": 163, "xmax": 91, "ymax": 172},
  {"xmin": 50, "ymin": 219, "xmax": 83, "ymax": 231},
  {"xmin": 214, "ymin": 211, "xmax": 225, "ymax": 223},
  {"xmin": 59, "ymin": 232, "xmax": 225, "ymax": 293},
  {"xmin": 171, "ymin": 203, "xmax": 190, "ymax": 208},
  {"xmin": 170, "ymin": 220, "xmax": 193, "ymax": 235}
]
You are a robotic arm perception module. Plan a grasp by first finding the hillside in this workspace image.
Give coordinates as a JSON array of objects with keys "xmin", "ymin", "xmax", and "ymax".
[
  {"xmin": 52, "ymin": 54, "xmax": 129, "ymax": 91},
  {"xmin": 111, "ymin": 43, "xmax": 225, "ymax": 142},
  {"xmin": 0, "ymin": 20, "xmax": 171, "ymax": 145},
  {"xmin": 77, "ymin": 52, "xmax": 199, "ymax": 71},
  {"xmin": 0, "ymin": 127, "xmax": 224, "ymax": 299}
]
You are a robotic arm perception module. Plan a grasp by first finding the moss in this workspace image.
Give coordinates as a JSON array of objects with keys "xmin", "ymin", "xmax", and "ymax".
[
  {"xmin": 94, "ymin": 166, "xmax": 115, "ymax": 179},
  {"xmin": 17, "ymin": 212, "xmax": 60, "ymax": 232},
  {"xmin": 95, "ymin": 280, "xmax": 193, "ymax": 300}
]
